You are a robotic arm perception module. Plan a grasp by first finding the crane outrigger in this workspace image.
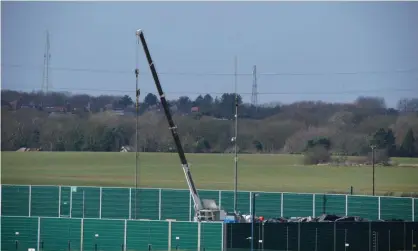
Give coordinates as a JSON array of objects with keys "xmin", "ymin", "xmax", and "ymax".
[{"xmin": 135, "ymin": 29, "xmax": 229, "ymax": 222}]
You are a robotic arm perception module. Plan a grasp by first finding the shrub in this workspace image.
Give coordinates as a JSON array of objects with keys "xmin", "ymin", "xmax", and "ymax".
[{"xmin": 303, "ymin": 146, "xmax": 331, "ymax": 165}]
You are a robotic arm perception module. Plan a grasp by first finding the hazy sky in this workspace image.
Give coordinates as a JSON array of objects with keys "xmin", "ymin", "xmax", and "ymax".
[{"xmin": 2, "ymin": 1, "xmax": 418, "ymax": 107}]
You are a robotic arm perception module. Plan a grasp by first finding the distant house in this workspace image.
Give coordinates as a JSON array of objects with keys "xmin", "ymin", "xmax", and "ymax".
[
  {"xmin": 191, "ymin": 106, "xmax": 199, "ymax": 113},
  {"xmin": 120, "ymin": 146, "xmax": 135, "ymax": 152},
  {"xmin": 44, "ymin": 106, "xmax": 66, "ymax": 113},
  {"xmin": 111, "ymin": 108, "xmax": 125, "ymax": 116}
]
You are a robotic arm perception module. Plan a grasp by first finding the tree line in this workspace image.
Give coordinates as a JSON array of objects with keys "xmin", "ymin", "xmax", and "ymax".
[{"xmin": 1, "ymin": 89, "xmax": 418, "ymax": 160}]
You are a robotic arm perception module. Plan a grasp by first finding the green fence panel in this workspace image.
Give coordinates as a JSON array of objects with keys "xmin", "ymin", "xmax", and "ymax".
[
  {"xmin": 126, "ymin": 220, "xmax": 169, "ymax": 251},
  {"xmin": 40, "ymin": 217, "xmax": 81, "ymax": 251},
  {"xmin": 1, "ymin": 216, "xmax": 38, "ymax": 251},
  {"xmin": 161, "ymin": 189, "xmax": 189, "ymax": 221},
  {"xmin": 380, "ymin": 197, "xmax": 413, "ymax": 221},
  {"xmin": 200, "ymin": 222, "xmax": 223, "ymax": 251},
  {"xmin": 131, "ymin": 188, "xmax": 159, "ymax": 220},
  {"xmin": 335, "ymin": 222, "xmax": 370, "ymax": 251},
  {"xmin": 221, "ymin": 191, "xmax": 250, "ymax": 214},
  {"xmin": 314, "ymin": 194, "xmax": 346, "ymax": 217},
  {"xmin": 262, "ymin": 223, "xmax": 299, "ymax": 250},
  {"xmin": 299, "ymin": 222, "xmax": 334, "ymax": 251},
  {"xmin": 171, "ymin": 221, "xmax": 198, "ymax": 251},
  {"xmin": 1, "ymin": 185, "xmax": 29, "ymax": 216},
  {"xmin": 254, "ymin": 192, "xmax": 281, "ymax": 219},
  {"xmin": 101, "ymin": 187, "xmax": 129, "ymax": 219},
  {"xmin": 189, "ymin": 190, "xmax": 220, "ymax": 221},
  {"xmin": 283, "ymin": 193, "xmax": 313, "ymax": 217},
  {"xmin": 348, "ymin": 196, "xmax": 378, "ymax": 220},
  {"xmin": 60, "ymin": 186, "xmax": 71, "ymax": 217},
  {"xmin": 405, "ymin": 221, "xmax": 418, "ymax": 251},
  {"xmin": 71, "ymin": 187, "xmax": 100, "ymax": 218},
  {"xmin": 370, "ymin": 222, "xmax": 405, "ymax": 250},
  {"xmin": 31, "ymin": 186, "xmax": 59, "ymax": 217},
  {"xmin": 82, "ymin": 219, "xmax": 124, "ymax": 251}
]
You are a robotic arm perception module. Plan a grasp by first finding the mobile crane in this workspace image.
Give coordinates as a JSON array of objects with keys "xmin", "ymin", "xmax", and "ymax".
[{"xmin": 135, "ymin": 29, "xmax": 232, "ymax": 222}]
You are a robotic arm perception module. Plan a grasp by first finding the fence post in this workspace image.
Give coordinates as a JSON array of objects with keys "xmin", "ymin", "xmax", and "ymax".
[
  {"xmin": 197, "ymin": 221, "xmax": 201, "ymax": 251},
  {"xmin": 344, "ymin": 229, "xmax": 347, "ymax": 251},
  {"xmin": 99, "ymin": 187, "xmax": 102, "ymax": 219},
  {"xmin": 37, "ymin": 217, "xmax": 41, "ymax": 251},
  {"xmin": 345, "ymin": 195, "xmax": 348, "ymax": 216},
  {"xmin": 333, "ymin": 222, "xmax": 336, "ymax": 251},
  {"xmin": 189, "ymin": 192, "xmax": 192, "ymax": 221},
  {"xmin": 29, "ymin": 185, "xmax": 32, "ymax": 217},
  {"xmin": 59, "ymin": 185, "xmax": 62, "ymax": 217},
  {"xmin": 158, "ymin": 188, "xmax": 162, "ymax": 220},
  {"xmin": 124, "ymin": 220, "xmax": 127, "ymax": 251},
  {"xmin": 412, "ymin": 198, "xmax": 415, "ymax": 222},
  {"xmin": 128, "ymin": 188, "xmax": 132, "ymax": 220},
  {"xmin": 378, "ymin": 196, "xmax": 381, "ymax": 220},
  {"xmin": 70, "ymin": 187, "xmax": 73, "ymax": 218},
  {"xmin": 286, "ymin": 226, "xmax": 289, "ymax": 251},
  {"xmin": 281, "ymin": 193, "xmax": 284, "ymax": 218},
  {"xmin": 168, "ymin": 220, "xmax": 172, "ymax": 251},
  {"xmin": 404, "ymin": 222, "xmax": 407, "ymax": 250},
  {"xmin": 249, "ymin": 192, "xmax": 253, "ymax": 215},
  {"xmin": 80, "ymin": 218, "xmax": 84, "ymax": 251},
  {"xmin": 221, "ymin": 223, "xmax": 226, "ymax": 251},
  {"xmin": 388, "ymin": 230, "xmax": 391, "ymax": 251},
  {"xmin": 369, "ymin": 221, "xmax": 372, "ymax": 251},
  {"xmin": 219, "ymin": 190, "xmax": 222, "ymax": 209},
  {"xmin": 297, "ymin": 222, "xmax": 301, "ymax": 251},
  {"xmin": 312, "ymin": 194, "xmax": 315, "ymax": 217}
]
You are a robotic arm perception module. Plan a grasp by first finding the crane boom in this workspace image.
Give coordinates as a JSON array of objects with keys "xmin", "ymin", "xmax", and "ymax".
[{"xmin": 136, "ymin": 29, "xmax": 205, "ymax": 216}]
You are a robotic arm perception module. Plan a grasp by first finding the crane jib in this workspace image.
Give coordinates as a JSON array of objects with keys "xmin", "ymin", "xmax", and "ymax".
[{"xmin": 137, "ymin": 29, "xmax": 204, "ymax": 213}]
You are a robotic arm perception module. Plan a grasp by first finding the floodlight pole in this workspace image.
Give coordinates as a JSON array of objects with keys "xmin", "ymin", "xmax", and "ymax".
[
  {"xmin": 134, "ymin": 34, "xmax": 141, "ymax": 219},
  {"xmin": 233, "ymin": 56, "xmax": 239, "ymax": 214}
]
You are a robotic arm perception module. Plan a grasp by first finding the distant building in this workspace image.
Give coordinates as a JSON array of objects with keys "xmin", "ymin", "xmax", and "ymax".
[
  {"xmin": 120, "ymin": 145, "xmax": 135, "ymax": 152},
  {"xmin": 191, "ymin": 106, "xmax": 199, "ymax": 113}
]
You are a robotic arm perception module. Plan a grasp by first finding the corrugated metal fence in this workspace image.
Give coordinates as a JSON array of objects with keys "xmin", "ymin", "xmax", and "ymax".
[{"xmin": 2, "ymin": 184, "xmax": 417, "ymax": 221}]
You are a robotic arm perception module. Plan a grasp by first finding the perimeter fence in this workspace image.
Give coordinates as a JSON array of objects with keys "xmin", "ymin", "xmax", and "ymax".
[
  {"xmin": 2, "ymin": 184, "xmax": 417, "ymax": 222},
  {"xmin": 225, "ymin": 221, "xmax": 418, "ymax": 251},
  {"xmin": 1, "ymin": 216, "xmax": 223, "ymax": 251},
  {"xmin": 1, "ymin": 216, "xmax": 418, "ymax": 251}
]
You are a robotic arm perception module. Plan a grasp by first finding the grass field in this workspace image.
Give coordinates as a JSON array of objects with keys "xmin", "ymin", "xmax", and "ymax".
[{"xmin": 1, "ymin": 152, "xmax": 418, "ymax": 196}]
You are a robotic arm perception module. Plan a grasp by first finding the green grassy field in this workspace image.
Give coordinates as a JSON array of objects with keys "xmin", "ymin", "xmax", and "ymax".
[{"xmin": 1, "ymin": 152, "xmax": 418, "ymax": 195}]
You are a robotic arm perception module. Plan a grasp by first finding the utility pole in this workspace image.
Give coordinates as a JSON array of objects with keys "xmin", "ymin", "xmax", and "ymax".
[
  {"xmin": 42, "ymin": 30, "xmax": 51, "ymax": 93},
  {"xmin": 371, "ymin": 145, "xmax": 376, "ymax": 196},
  {"xmin": 233, "ymin": 56, "xmax": 239, "ymax": 214},
  {"xmin": 251, "ymin": 65, "xmax": 258, "ymax": 108}
]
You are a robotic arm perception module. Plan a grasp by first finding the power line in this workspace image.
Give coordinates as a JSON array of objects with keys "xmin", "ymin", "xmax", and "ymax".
[
  {"xmin": 2, "ymin": 63, "xmax": 418, "ymax": 76},
  {"xmin": 5, "ymin": 85, "xmax": 418, "ymax": 96}
]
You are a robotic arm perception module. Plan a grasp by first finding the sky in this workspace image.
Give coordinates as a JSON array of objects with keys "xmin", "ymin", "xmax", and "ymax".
[{"xmin": 1, "ymin": 1, "xmax": 418, "ymax": 107}]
